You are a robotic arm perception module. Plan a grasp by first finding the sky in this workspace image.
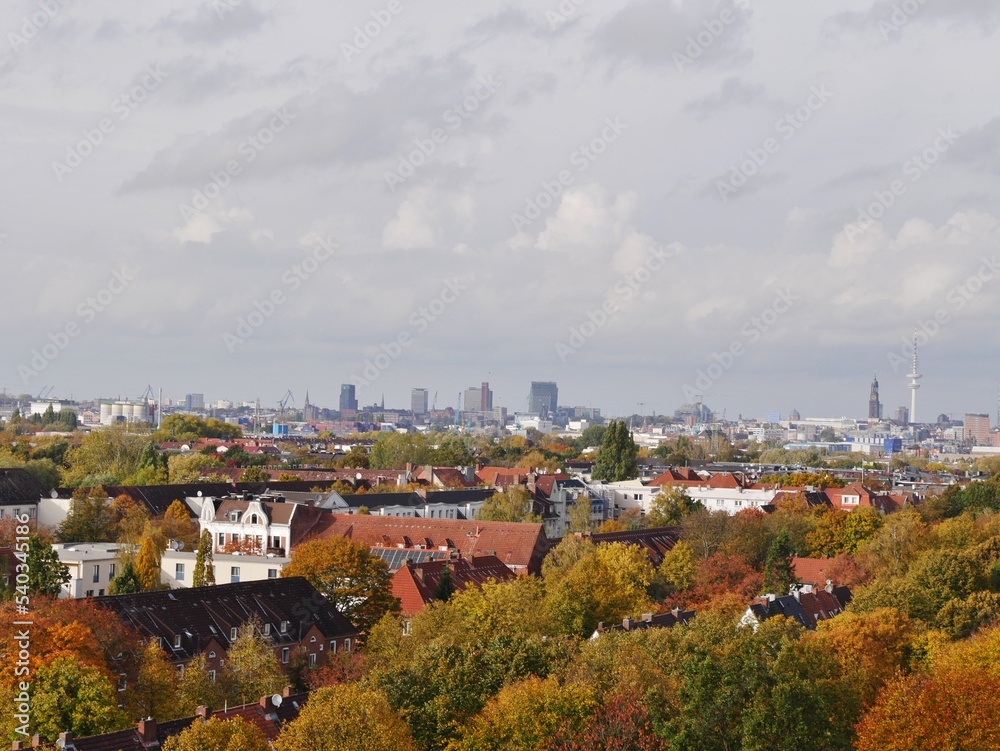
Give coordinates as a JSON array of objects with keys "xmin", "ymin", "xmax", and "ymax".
[{"xmin": 2, "ymin": 0, "xmax": 1000, "ymax": 422}]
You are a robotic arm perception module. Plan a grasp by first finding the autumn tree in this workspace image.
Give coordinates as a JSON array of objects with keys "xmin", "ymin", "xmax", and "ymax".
[
  {"xmin": 177, "ymin": 654, "xmax": 224, "ymax": 715},
  {"xmin": 192, "ymin": 529, "xmax": 215, "ymax": 587},
  {"xmin": 592, "ymin": 421, "xmax": 638, "ymax": 482},
  {"xmin": 159, "ymin": 499, "xmax": 200, "ymax": 550},
  {"xmin": 134, "ymin": 536, "xmax": 162, "ymax": 590},
  {"xmin": 567, "ymin": 494, "xmax": 592, "ymax": 533},
  {"xmin": 239, "ymin": 466, "xmax": 272, "ymax": 483},
  {"xmin": 125, "ymin": 640, "xmax": 184, "ymax": 722},
  {"xmin": 221, "ymin": 616, "xmax": 286, "ymax": 706},
  {"xmin": 659, "ymin": 540, "xmax": 698, "ymax": 592},
  {"xmin": 62, "ymin": 422, "xmax": 152, "ymax": 486},
  {"xmin": 274, "ymin": 684, "xmax": 417, "ymax": 751},
  {"xmin": 548, "ymin": 689, "xmax": 663, "ymax": 751},
  {"xmin": 168, "ymin": 452, "xmax": 223, "ymax": 484},
  {"xmin": 449, "ymin": 676, "xmax": 596, "ymax": 751},
  {"xmin": 855, "ymin": 666, "xmax": 1000, "ymax": 751},
  {"xmin": 31, "ymin": 656, "xmax": 124, "ymax": 741},
  {"xmin": 163, "ymin": 716, "xmax": 269, "ymax": 751},
  {"xmin": 475, "ymin": 486, "xmax": 541, "ymax": 524},
  {"xmin": 281, "ymin": 537, "xmax": 399, "ymax": 633}
]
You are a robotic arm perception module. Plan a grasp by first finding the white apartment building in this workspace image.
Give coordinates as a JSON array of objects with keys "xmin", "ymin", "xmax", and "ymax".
[
  {"xmin": 160, "ymin": 549, "xmax": 290, "ymax": 588},
  {"xmin": 54, "ymin": 543, "xmax": 121, "ymax": 598},
  {"xmin": 587, "ymin": 479, "xmax": 781, "ymax": 518}
]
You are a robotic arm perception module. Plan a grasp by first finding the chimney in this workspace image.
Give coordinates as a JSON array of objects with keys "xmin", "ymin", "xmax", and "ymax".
[
  {"xmin": 12, "ymin": 742, "xmax": 23, "ymax": 750},
  {"xmin": 138, "ymin": 718, "xmax": 156, "ymax": 742},
  {"xmin": 622, "ymin": 617, "xmax": 634, "ymax": 631},
  {"xmin": 642, "ymin": 613, "xmax": 653, "ymax": 623},
  {"xmin": 282, "ymin": 685, "xmax": 295, "ymax": 698},
  {"xmin": 196, "ymin": 706, "xmax": 212, "ymax": 720},
  {"xmin": 30, "ymin": 737, "xmax": 41, "ymax": 749},
  {"xmin": 259, "ymin": 695, "xmax": 272, "ymax": 709}
]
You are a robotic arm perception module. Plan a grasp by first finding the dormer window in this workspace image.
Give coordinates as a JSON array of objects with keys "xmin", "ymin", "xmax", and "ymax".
[
  {"xmin": 250, "ymin": 514, "xmax": 259, "ymax": 525},
  {"xmin": 280, "ymin": 620, "xmax": 289, "ymax": 634},
  {"xmin": 230, "ymin": 511, "xmax": 240, "ymax": 522},
  {"xmin": 173, "ymin": 634, "xmax": 182, "ymax": 649},
  {"xmin": 264, "ymin": 624, "xmax": 271, "ymax": 636},
  {"xmin": 230, "ymin": 627, "xmax": 238, "ymax": 641}
]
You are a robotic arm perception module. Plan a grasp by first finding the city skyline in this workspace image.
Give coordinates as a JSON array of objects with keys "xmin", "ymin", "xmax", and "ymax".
[{"xmin": 4, "ymin": 1, "xmax": 1000, "ymax": 425}]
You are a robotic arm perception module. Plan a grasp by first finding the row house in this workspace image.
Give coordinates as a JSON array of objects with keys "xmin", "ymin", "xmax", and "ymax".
[
  {"xmin": 96, "ymin": 577, "xmax": 358, "ymax": 680},
  {"xmin": 196, "ymin": 494, "xmax": 324, "ymax": 556},
  {"xmin": 391, "ymin": 554, "xmax": 516, "ymax": 616},
  {"xmin": 0, "ymin": 468, "xmax": 44, "ymax": 526},
  {"xmin": 740, "ymin": 584, "xmax": 853, "ymax": 631}
]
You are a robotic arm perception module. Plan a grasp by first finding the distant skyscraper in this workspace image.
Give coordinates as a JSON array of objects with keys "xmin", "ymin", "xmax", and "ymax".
[
  {"xmin": 339, "ymin": 384, "xmax": 357, "ymax": 412},
  {"xmin": 789, "ymin": 409, "xmax": 801, "ymax": 421},
  {"xmin": 480, "ymin": 382, "xmax": 492, "ymax": 412},
  {"xmin": 411, "ymin": 388, "xmax": 429, "ymax": 415},
  {"xmin": 965, "ymin": 413, "xmax": 990, "ymax": 445},
  {"xmin": 185, "ymin": 393, "xmax": 205, "ymax": 411},
  {"xmin": 895, "ymin": 406, "xmax": 910, "ymax": 425},
  {"xmin": 908, "ymin": 333, "xmax": 922, "ymax": 423},
  {"xmin": 528, "ymin": 382, "xmax": 558, "ymax": 417},
  {"xmin": 868, "ymin": 375, "xmax": 881, "ymax": 420}
]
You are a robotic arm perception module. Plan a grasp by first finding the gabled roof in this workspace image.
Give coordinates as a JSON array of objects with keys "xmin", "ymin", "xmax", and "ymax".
[
  {"xmin": 792, "ymin": 557, "xmax": 835, "ymax": 587},
  {"xmin": 0, "ymin": 468, "xmax": 45, "ymax": 505},
  {"xmin": 392, "ymin": 555, "xmax": 516, "ymax": 615},
  {"xmin": 596, "ymin": 608, "xmax": 695, "ymax": 634},
  {"xmin": 95, "ymin": 577, "xmax": 357, "ymax": 663},
  {"xmin": 314, "ymin": 514, "xmax": 550, "ymax": 574}
]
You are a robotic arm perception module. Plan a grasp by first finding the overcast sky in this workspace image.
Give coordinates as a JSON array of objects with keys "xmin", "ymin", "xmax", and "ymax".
[{"xmin": 3, "ymin": 0, "xmax": 1000, "ymax": 422}]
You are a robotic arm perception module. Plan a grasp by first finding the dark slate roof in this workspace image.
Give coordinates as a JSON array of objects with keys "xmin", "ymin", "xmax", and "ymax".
[
  {"xmin": 596, "ymin": 608, "xmax": 696, "ymax": 634},
  {"xmin": 588, "ymin": 527, "xmax": 682, "ymax": 566},
  {"xmin": 94, "ymin": 577, "xmax": 357, "ymax": 662},
  {"xmin": 339, "ymin": 488, "xmax": 496, "ymax": 511},
  {"xmin": 0, "ymin": 468, "xmax": 45, "ymax": 505}
]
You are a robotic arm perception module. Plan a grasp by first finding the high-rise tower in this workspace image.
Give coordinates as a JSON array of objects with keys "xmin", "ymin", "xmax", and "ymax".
[{"xmin": 907, "ymin": 332, "xmax": 922, "ymax": 424}]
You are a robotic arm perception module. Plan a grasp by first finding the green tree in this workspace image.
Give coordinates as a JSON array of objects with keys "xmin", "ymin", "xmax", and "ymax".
[
  {"xmin": 579, "ymin": 424, "xmax": 608, "ymax": 450},
  {"xmin": 281, "ymin": 537, "xmax": 399, "ymax": 632},
  {"xmin": 168, "ymin": 453, "xmax": 223, "ymax": 484},
  {"xmin": 592, "ymin": 421, "xmax": 638, "ymax": 482},
  {"xmin": 31, "ymin": 656, "xmax": 124, "ymax": 742},
  {"xmin": 23, "ymin": 458, "xmax": 61, "ymax": 491},
  {"xmin": 275, "ymin": 684, "xmax": 418, "ymax": 751},
  {"xmin": 369, "ymin": 432, "xmax": 432, "ymax": 469},
  {"xmin": 432, "ymin": 564, "xmax": 457, "ymax": 603},
  {"xmin": 25, "ymin": 533, "xmax": 70, "ymax": 596},
  {"xmin": 109, "ymin": 560, "xmax": 142, "ymax": 594},
  {"xmin": 762, "ymin": 531, "xmax": 795, "ymax": 595},
  {"xmin": 163, "ymin": 716, "xmax": 269, "ymax": 751},
  {"xmin": 475, "ymin": 486, "xmax": 541, "ymax": 524},
  {"xmin": 221, "ymin": 616, "xmax": 286, "ymax": 706},
  {"xmin": 649, "ymin": 486, "xmax": 698, "ymax": 527},
  {"xmin": 57, "ymin": 487, "xmax": 118, "ymax": 543},
  {"xmin": 177, "ymin": 654, "xmax": 224, "ymax": 716},
  {"xmin": 63, "ymin": 422, "xmax": 151, "ymax": 486},
  {"xmin": 192, "ymin": 530, "xmax": 215, "ymax": 587}
]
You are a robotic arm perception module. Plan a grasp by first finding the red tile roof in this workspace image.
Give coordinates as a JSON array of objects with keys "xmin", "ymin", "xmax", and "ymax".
[
  {"xmin": 391, "ymin": 555, "xmax": 516, "ymax": 615},
  {"xmin": 793, "ymin": 557, "xmax": 835, "ymax": 587},
  {"xmin": 314, "ymin": 514, "xmax": 550, "ymax": 574}
]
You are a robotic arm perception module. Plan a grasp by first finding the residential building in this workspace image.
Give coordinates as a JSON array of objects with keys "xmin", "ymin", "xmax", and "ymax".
[
  {"xmin": 740, "ymin": 585, "xmax": 852, "ymax": 631},
  {"xmin": 160, "ymin": 549, "xmax": 290, "ymax": 588},
  {"xmin": 314, "ymin": 514, "xmax": 551, "ymax": 575},
  {"xmin": 53, "ymin": 543, "xmax": 121, "ymax": 598},
  {"xmin": 197, "ymin": 494, "xmax": 325, "ymax": 556},
  {"xmin": 184, "ymin": 393, "xmax": 205, "ymax": 411},
  {"xmin": 594, "ymin": 608, "xmax": 695, "ymax": 636},
  {"xmin": 0, "ymin": 468, "xmax": 43, "ymax": 525},
  {"xmin": 95, "ymin": 577, "xmax": 358, "ymax": 675},
  {"xmin": 391, "ymin": 554, "xmax": 516, "ymax": 616}
]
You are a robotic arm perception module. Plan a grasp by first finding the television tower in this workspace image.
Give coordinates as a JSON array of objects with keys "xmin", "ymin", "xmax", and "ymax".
[{"xmin": 907, "ymin": 331, "xmax": 922, "ymax": 424}]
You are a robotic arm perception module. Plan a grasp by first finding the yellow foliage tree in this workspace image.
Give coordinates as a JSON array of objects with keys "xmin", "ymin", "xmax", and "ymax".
[{"xmin": 163, "ymin": 716, "xmax": 269, "ymax": 751}]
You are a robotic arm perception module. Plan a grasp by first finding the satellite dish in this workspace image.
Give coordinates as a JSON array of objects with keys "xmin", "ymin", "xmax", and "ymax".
[
  {"xmin": 356, "ymin": 472, "xmax": 363, "ymax": 480},
  {"xmin": 272, "ymin": 694, "xmax": 283, "ymax": 707},
  {"xmin": 197, "ymin": 490, "xmax": 203, "ymax": 497},
  {"xmin": 51, "ymin": 489, "xmax": 59, "ymax": 498}
]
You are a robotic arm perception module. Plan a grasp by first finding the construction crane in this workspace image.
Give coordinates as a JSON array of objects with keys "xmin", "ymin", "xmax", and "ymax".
[
  {"xmin": 137, "ymin": 384, "xmax": 158, "ymax": 424},
  {"xmin": 278, "ymin": 390, "xmax": 295, "ymax": 419},
  {"xmin": 36, "ymin": 386, "xmax": 54, "ymax": 399},
  {"xmin": 431, "ymin": 391, "xmax": 438, "ymax": 411}
]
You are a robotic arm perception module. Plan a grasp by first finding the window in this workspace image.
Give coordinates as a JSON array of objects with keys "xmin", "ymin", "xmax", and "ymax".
[
  {"xmin": 208, "ymin": 651, "xmax": 216, "ymax": 659},
  {"xmin": 267, "ymin": 568, "xmax": 278, "ymax": 579},
  {"xmin": 230, "ymin": 511, "xmax": 240, "ymax": 522},
  {"xmin": 109, "ymin": 563, "xmax": 116, "ymax": 579},
  {"xmin": 402, "ymin": 620, "xmax": 412, "ymax": 637},
  {"xmin": 175, "ymin": 563, "xmax": 185, "ymax": 581},
  {"xmin": 117, "ymin": 674, "xmax": 127, "ymax": 692},
  {"xmin": 272, "ymin": 536, "xmax": 281, "ymax": 549},
  {"xmin": 85, "ymin": 590, "xmax": 93, "ymax": 597},
  {"xmin": 309, "ymin": 636, "xmax": 316, "ymax": 643},
  {"xmin": 93, "ymin": 564, "xmax": 100, "ymax": 583},
  {"xmin": 232, "ymin": 533, "xmax": 240, "ymax": 544},
  {"xmin": 250, "ymin": 514, "xmax": 258, "ymax": 524},
  {"xmin": 230, "ymin": 627, "xmax": 238, "ymax": 641},
  {"xmin": 230, "ymin": 566, "xmax": 240, "ymax": 584},
  {"xmin": 98, "ymin": 589, "xmax": 104, "ymax": 596},
  {"xmin": 280, "ymin": 620, "xmax": 288, "ymax": 633},
  {"xmin": 308, "ymin": 653, "xmax": 317, "ymax": 668},
  {"xmin": 344, "ymin": 638, "xmax": 352, "ymax": 652},
  {"xmin": 173, "ymin": 634, "xmax": 182, "ymax": 649},
  {"xmin": 281, "ymin": 648, "xmax": 289, "ymax": 664},
  {"xmin": 209, "ymin": 670, "xmax": 216, "ymax": 683},
  {"xmin": 264, "ymin": 624, "xmax": 271, "ymax": 636},
  {"xmin": 218, "ymin": 533, "xmax": 224, "ymax": 547},
  {"xmin": 330, "ymin": 641, "xmax": 337, "ymax": 655}
]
